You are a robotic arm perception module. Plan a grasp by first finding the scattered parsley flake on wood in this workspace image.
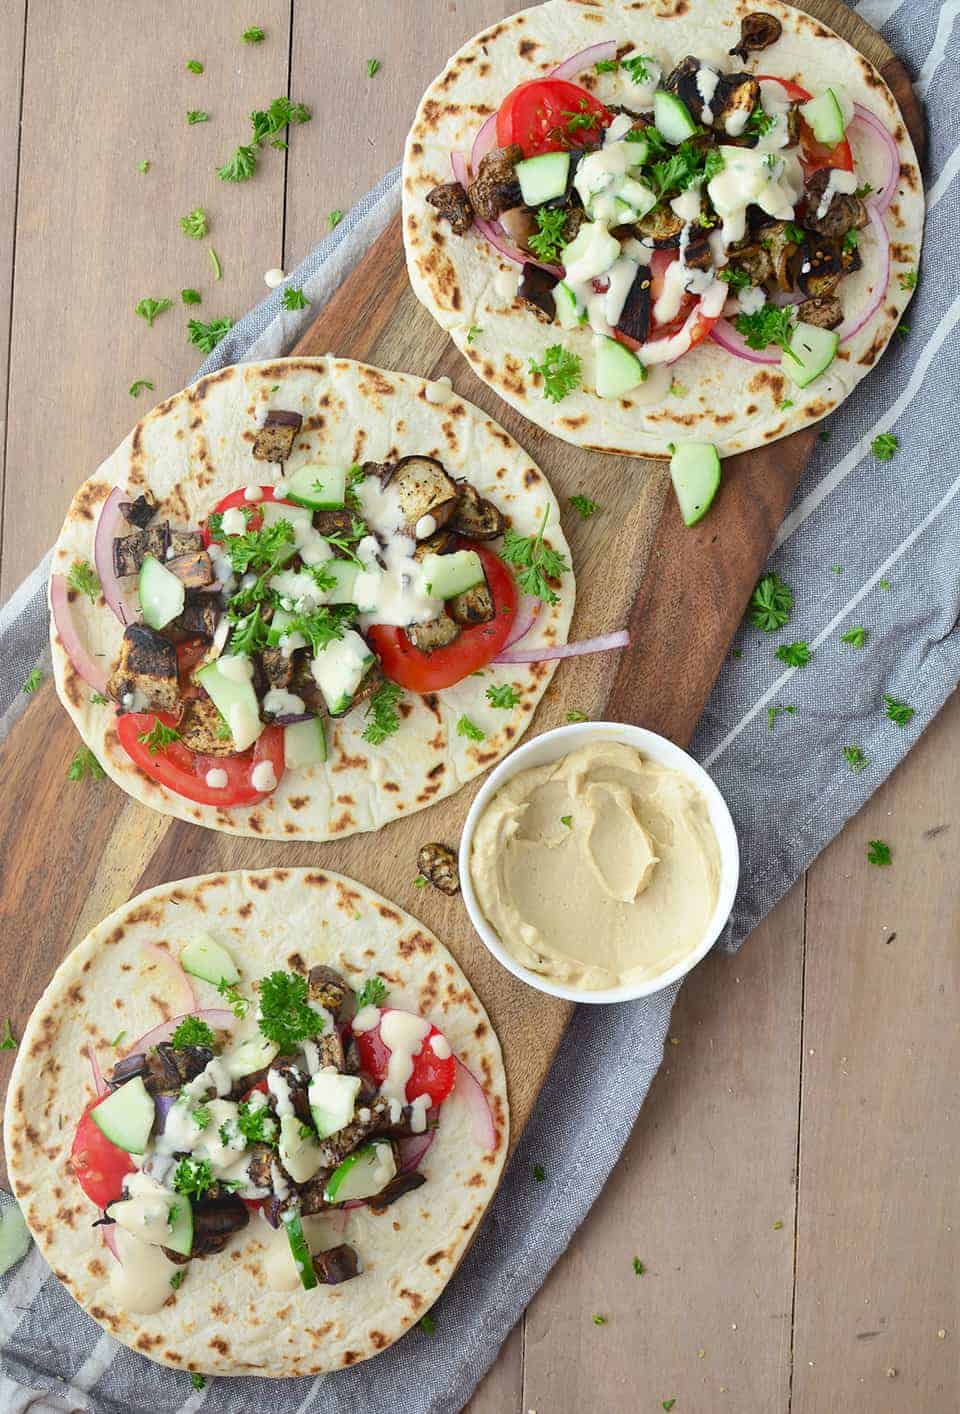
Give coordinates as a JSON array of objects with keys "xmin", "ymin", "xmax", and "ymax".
[
  {"xmin": 242, "ymin": 26, "xmax": 265, "ymax": 43},
  {"xmin": 281, "ymin": 287, "xmax": 310, "ymax": 310},
  {"xmin": 884, "ymin": 695, "xmax": 914, "ymax": 727},
  {"xmin": 181, "ymin": 288, "xmax": 201, "ymax": 305},
  {"xmin": 129, "ymin": 379, "xmax": 155, "ymax": 397},
  {"xmin": 0, "ymin": 1020, "xmax": 17, "ymax": 1051},
  {"xmin": 867, "ymin": 839, "xmax": 892, "ymax": 867},
  {"xmin": 871, "ymin": 432, "xmax": 899, "ymax": 461},
  {"xmin": 591, "ymin": 1313, "xmax": 607, "ymax": 1326},
  {"xmin": 186, "ymin": 110, "xmax": 209, "ymax": 125},
  {"xmin": 840, "ymin": 626, "xmax": 868, "ymax": 649},
  {"xmin": 180, "ymin": 207, "xmax": 208, "ymax": 240},
  {"xmin": 135, "ymin": 297, "xmax": 173, "ymax": 327},
  {"xmin": 662, "ymin": 1400, "xmax": 676, "ymax": 1411},
  {"xmin": 186, "ymin": 60, "xmax": 204, "ymax": 74},
  {"xmin": 569, "ymin": 494, "xmax": 600, "ymax": 519},
  {"xmin": 843, "ymin": 745, "xmax": 868, "ymax": 773},
  {"xmin": 748, "ymin": 572, "xmax": 793, "ymax": 632},
  {"xmin": 137, "ymin": 159, "xmax": 150, "ymax": 173},
  {"xmin": 633, "ymin": 1258, "xmax": 645, "ymax": 1275},
  {"xmin": 566, "ymin": 710, "xmax": 588, "ymax": 722},
  {"xmin": 22, "ymin": 667, "xmax": 42, "ymax": 694},
  {"xmin": 67, "ymin": 746, "xmax": 105, "ymax": 782},
  {"xmin": 413, "ymin": 875, "xmax": 428, "ymax": 889},
  {"xmin": 209, "ymin": 248, "xmax": 222, "ymax": 281},
  {"xmin": 773, "ymin": 1220, "xmax": 784, "ymax": 1230},
  {"xmin": 328, "ymin": 209, "xmax": 344, "ymax": 228},
  {"xmin": 188, "ymin": 317, "xmax": 233, "ymax": 354},
  {"xmin": 218, "ymin": 143, "xmax": 258, "ymax": 182},
  {"xmin": 776, "ymin": 641, "xmax": 811, "ymax": 668},
  {"xmin": 366, "ymin": 58, "xmax": 381, "ymax": 78}
]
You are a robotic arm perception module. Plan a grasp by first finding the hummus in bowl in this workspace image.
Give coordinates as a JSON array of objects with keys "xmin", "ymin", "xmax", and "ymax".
[{"xmin": 459, "ymin": 724, "xmax": 739, "ymax": 1003}]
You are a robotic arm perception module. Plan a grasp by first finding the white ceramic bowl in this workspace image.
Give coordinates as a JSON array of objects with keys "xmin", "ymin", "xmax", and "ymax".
[{"xmin": 459, "ymin": 721, "xmax": 739, "ymax": 1004}]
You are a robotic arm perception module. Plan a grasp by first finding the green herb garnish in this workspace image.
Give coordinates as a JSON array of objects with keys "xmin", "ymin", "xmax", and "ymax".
[
  {"xmin": 419, "ymin": 1314, "xmax": 436, "ymax": 1335},
  {"xmin": 884, "ymin": 695, "xmax": 914, "ymax": 727},
  {"xmin": 527, "ymin": 206, "xmax": 568, "ymax": 264},
  {"xmin": 281, "ymin": 287, "xmax": 310, "ymax": 310},
  {"xmin": 218, "ymin": 144, "xmax": 258, "ymax": 182},
  {"xmin": 90, "ymin": 692, "xmax": 110, "ymax": 705},
  {"xmin": 67, "ymin": 746, "xmax": 105, "ymax": 782},
  {"xmin": 366, "ymin": 58, "xmax": 381, "ymax": 78},
  {"xmin": 234, "ymin": 1099, "xmax": 277, "ymax": 1146},
  {"xmin": 840, "ymin": 626, "xmax": 867, "ymax": 649},
  {"xmin": 258, "ymin": 970, "xmax": 325, "ymax": 1051},
  {"xmin": 843, "ymin": 745, "xmax": 868, "ymax": 773},
  {"xmin": 186, "ymin": 60, "xmax": 204, "ymax": 75},
  {"xmin": 734, "ymin": 302, "xmax": 794, "ymax": 352},
  {"xmin": 501, "ymin": 506, "xmax": 570, "ymax": 605},
  {"xmin": 566, "ymin": 709, "xmax": 588, "ymax": 723},
  {"xmin": 843, "ymin": 229, "xmax": 859, "ymax": 253},
  {"xmin": 898, "ymin": 269, "xmax": 918, "ymax": 291},
  {"xmin": 592, "ymin": 1313, "xmax": 607, "ymax": 1326},
  {"xmin": 135, "ymin": 297, "xmax": 172, "ymax": 328},
  {"xmin": 190, "ymin": 1373, "xmax": 206, "ymax": 1390},
  {"xmin": 170, "ymin": 1269, "xmax": 186, "ymax": 1290},
  {"xmin": 172, "ymin": 1157, "xmax": 215, "ymax": 1199},
  {"xmin": 867, "ymin": 839, "xmax": 892, "ymax": 867},
  {"xmin": 216, "ymin": 979, "xmax": 250, "ymax": 1018},
  {"xmin": 595, "ymin": 58, "xmax": 618, "ymax": 73},
  {"xmin": 22, "ymin": 667, "xmax": 42, "ymax": 694},
  {"xmin": 192, "ymin": 1105, "xmax": 211, "ymax": 1130},
  {"xmin": 187, "ymin": 316, "xmax": 233, "ymax": 354},
  {"xmin": 718, "ymin": 266, "xmax": 751, "ymax": 291},
  {"xmin": 360, "ymin": 681, "xmax": 403, "ymax": 745},
  {"xmin": 356, "ymin": 977, "xmax": 389, "ymax": 1010},
  {"xmin": 569, "ymin": 494, "xmax": 599, "ymax": 519},
  {"xmin": 137, "ymin": 159, "xmax": 150, "ymax": 174},
  {"xmin": 242, "ymin": 26, "xmax": 265, "ymax": 43},
  {"xmin": 186, "ymin": 110, "xmax": 209, "ymax": 125},
  {"xmin": 633, "ymin": 1258, "xmax": 645, "ymax": 1276},
  {"xmin": 0, "ymin": 1020, "xmax": 17, "ymax": 1051},
  {"xmin": 775, "ymin": 641, "xmax": 811, "ymax": 668},
  {"xmin": 328, "ymin": 209, "xmax": 344, "ymax": 228},
  {"xmin": 748, "ymin": 572, "xmax": 792, "ymax": 632},
  {"xmin": 170, "ymin": 1016, "xmax": 216, "ymax": 1048},
  {"xmin": 533, "ymin": 1164, "xmax": 546, "ymax": 1182},
  {"xmin": 486, "ymin": 683, "xmax": 520, "ymax": 709},
  {"xmin": 457, "ymin": 715, "xmax": 485, "ymax": 743},
  {"xmin": 137, "ymin": 720, "xmax": 181, "ymax": 754},
  {"xmin": 746, "ymin": 106, "xmax": 775, "ymax": 137},
  {"xmin": 871, "ymin": 432, "xmax": 899, "ymax": 461},
  {"xmin": 129, "ymin": 379, "xmax": 155, "ymax": 398},
  {"xmin": 621, "ymin": 54, "xmax": 654, "ymax": 84},
  {"xmin": 528, "ymin": 344, "xmax": 582, "ymax": 403},
  {"xmin": 466, "ymin": 325, "xmax": 482, "ymax": 344}
]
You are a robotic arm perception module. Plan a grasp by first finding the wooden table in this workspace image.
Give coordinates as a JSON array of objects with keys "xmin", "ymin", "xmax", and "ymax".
[{"xmin": 0, "ymin": 4, "xmax": 955, "ymax": 1409}]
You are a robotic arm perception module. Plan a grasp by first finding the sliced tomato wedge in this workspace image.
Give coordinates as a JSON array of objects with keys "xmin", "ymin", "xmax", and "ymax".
[
  {"xmin": 496, "ymin": 77, "xmax": 612, "ymax": 157},
  {"xmin": 117, "ymin": 712, "xmax": 285, "ymax": 808},
  {"xmin": 756, "ymin": 75, "xmax": 854, "ymax": 178},
  {"xmin": 614, "ymin": 251, "xmax": 719, "ymax": 357},
  {"xmin": 353, "ymin": 1010, "xmax": 456, "ymax": 1110},
  {"xmin": 71, "ymin": 1097, "xmax": 136, "ymax": 1210},
  {"xmin": 367, "ymin": 542, "xmax": 517, "ymax": 693},
  {"xmin": 202, "ymin": 486, "xmax": 298, "ymax": 547}
]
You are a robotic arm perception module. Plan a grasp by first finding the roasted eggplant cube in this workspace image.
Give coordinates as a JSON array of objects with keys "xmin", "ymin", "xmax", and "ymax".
[
  {"xmin": 143, "ymin": 1042, "xmax": 214, "ymax": 1096},
  {"xmin": 803, "ymin": 170, "xmax": 869, "ymax": 240},
  {"xmin": 449, "ymin": 482, "xmax": 505, "ymax": 540},
  {"xmin": 407, "ymin": 615, "xmax": 461, "ymax": 652},
  {"xmin": 367, "ymin": 1172, "xmax": 427, "ymax": 1213},
  {"xmin": 312, "ymin": 1244, "xmax": 362, "ymax": 1285},
  {"xmin": 665, "ymin": 56, "xmax": 706, "ymax": 122},
  {"xmin": 636, "ymin": 205, "xmax": 684, "ymax": 248},
  {"xmin": 121, "ymin": 492, "xmax": 158, "ymax": 529},
  {"xmin": 468, "ymin": 143, "xmax": 523, "ymax": 221},
  {"xmin": 517, "ymin": 265, "xmax": 559, "ymax": 323},
  {"xmin": 164, "ymin": 550, "xmax": 215, "ymax": 590},
  {"xmin": 188, "ymin": 1196, "xmax": 249, "ymax": 1256},
  {"xmin": 387, "ymin": 455, "xmax": 459, "ymax": 535},
  {"xmin": 178, "ymin": 695, "xmax": 236, "ymax": 757},
  {"xmin": 417, "ymin": 841, "xmax": 460, "ymax": 896},
  {"xmin": 308, "ymin": 964, "xmax": 353, "ymax": 1017},
  {"xmin": 108, "ymin": 623, "xmax": 180, "ymax": 713},
  {"xmin": 260, "ymin": 646, "xmax": 296, "ymax": 691},
  {"xmin": 713, "ymin": 74, "xmax": 760, "ymax": 133},
  {"xmin": 448, "ymin": 579, "xmax": 495, "ymax": 626},
  {"xmin": 797, "ymin": 237, "xmax": 844, "ymax": 297},
  {"xmin": 795, "ymin": 295, "xmax": 843, "ymax": 330},
  {"xmin": 245, "ymin": 1143, "xmax": 276, "ymax": 1191},
  {"xmin": 253, "ymin": 409, "xmax": 303, "ymax": 463},
  {"xmin": 616, "ymin": 269, "xmax": 653, "ymax": 345},
  {"xmin": 112, "ymin": 524, "xmax": 169, "ymax": 578},
  {"xmin": 426, "ymin": 181, "xmax": 474, "ymax": 235},
  {"xmin": 730, "ymin": 11, "xmax": 782, "ymax": 60},
  {"xmin": 413, "ymin": 528, "xmax": 458, "ymax": 561},
  {"xmin": 167, "ymin": 529, "xmax": 205, "ymax": 558},
  {"xmin": 168, "ymin": 599, "xmax": 219, "ymax": 640},
  {"xmin": 313, "ymin": 509, "xmax": 360, "ymax": 540}
]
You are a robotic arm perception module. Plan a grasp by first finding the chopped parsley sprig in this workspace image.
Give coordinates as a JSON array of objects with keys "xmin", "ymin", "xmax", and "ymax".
[
  {"xmin": 218, "ymin": 96, "xmax": 311, "ymax": 183},
  {"xmin": 172, "ymin": 1156, "xmax": 215, "ymax": 1199},
  {"xmin": 67, "ymin": 746, "xmax": 105, "ymax": 782},
  {"xmin": 362, "ymin": 682, "xmax": 403, "ymax": 745},
  {"xmin": 500, "ymin": 507, "xmax": 570, "ymax": 605},
  {"xmin": 187, "ymin": 316, "xmax": 234, "ymax": 354},
  {"xmin": 734, "ymin": 303, "xmax": 795, "ymax": 353},
  {"xmin": 748, "ymin": 573, "xmax": 792, "ymax": 632},
  {"xmin": 528, "ymin": 344, "xmax": 582, "ymax": 403},
  {"xmin": 170, "ymin": 1016, "xmax": 216, "ymax": 1049},
  {"xmin": 356, "ymin": 976, "xmax": 389, "ymax": 1009},
  {"xmin": 527, "ymin": 207, "xmax": 568, "ymax": 264},
  {"xmin": 137, "ymin": 720, "xmax": 181, "ymax": 754},
  {"xmin": 257, "ymin": 970, "xmax": 325, "ymax": 1051}
]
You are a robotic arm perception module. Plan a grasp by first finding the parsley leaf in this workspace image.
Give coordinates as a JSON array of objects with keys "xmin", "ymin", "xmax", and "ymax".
[
  {"xmin": 129, "ymin": 378, "xmax": 155, "ymax": 397},
  {"xmin": 242, "ymin": 26, "xmax": 265, "ymax": 43},
  {"xmin": 68, "ymin": 558, "xmax": 101, "ymax": 601},
  {"xmin": 595, "ymin": 58, "xmax": 618, "ymax": 73},
  {"xmin": 170, "ymin": 1016, "xmax": 216, "ymax": 1049},
  {"xmin": 622, "ymin": 54, "xmax": 654, "ymax": 84},
  {"xmin": 486, "ymin": 683, "xmax": 520, "ymax": 709},
  {"xmin": 193, "ymin": 1105, "xmax": 211, "ymax": 1130},
  {"xmin": 840, "ymin": 626, "xmax": 867, "ymax": 649},
  {"xmin": 218, "ymin": 143, "xmax": 258, "ymax": 182},
  {"xmin": 500, "ymin": 507, "xmax": 570, "ymax": 605},
  {"xmin": 748, "ymin": 573, "xmax": 793, "ymax": 632},
  {"xmin": 169, "ymin": 1269, "xmax": 186, "ymax": 1290},
  {"xmin": 533, "ymin": 1163, "xmax": 546, "ymax": 1181},
  {"xmin": 281, "ymin": 286, "xmax": 310, "ymax": 311},
  {"xmin": 775, "ymin": 641, "xmax": 811, "ymax": 668},
  {"xmin": 871, "ymin": 432, "xmax": 899, "ymax": 461},
  {"xmin": 843, "ymin": 229, "xmax": 859, "ymax": 253},
  {"xmin": 633, "ymin": 1258, "xmax": 645, "ymax": 1276},
  {"xmin": 190, "ymin": 1373, "xmax": 206, "ymax": 1391},
  {"xmin": 181, "ymin": 288, "xmax": 201, "ymax": 305},
  {"xmin": 734, "ymin": 302, "xmax": 794, "ymax": 352},
  {"xmin": 67, "ymin": 746, "xmax": 105, "ymax": 782},
  {"xmin": 564, "ymin": 100, "xmax": 600, "ymax": 134},
  {"xmin": 224, "ymin": 520, "xmax": 295, "ymax": 574},
  {"xmin": 217, "ymin": 979, "xmax": 250, "ymax": 1018},
  {"xmin": 746, "ymin": 105, "xmax": 775, "ymax": 137},
  {"xmin": 718, "ymin": 266, "xmax": 751, "ymax": 291},
  {"xmin": 362, "ymin": 682, "xmax": 403, "ymax": 745},
  {"xmin": 209, "ymin": 248, "xmax": 222, "ymax": 281},
  {"xmin": 569, "ymin": 493, "xmax": 599, "ymax": 519},
  {"xmin": 528, "ymin": 344, "xmax": 582, "ymax": 403},
  {"xmin": 137, "ymin": 720, "xmax": 181, "ymax": 754},
  {"xmin": 867, "ymin": 839, "xmax": 892, "ymax": 867},
  {"xmin": 0, "ymin": 1019, "xmax": 17, "ymax": 1051},
  {"xmin": 137, "ymin": 159, "xmax": 150, "ymax": 174},
  {"xmin": 186, "ymin": 110, "xmax": 209, "ymax": 125},
  {"xmin": 186, "ymin": 60, "xmax": 204, "ymax": 75},
  {"xmin": 843, "ymin": 745, "xmax": 868, "ymax": 773},
  {"xmin": 90, "ymin": 692, "xmax": 110, "ymax": 706},
  {"xmin": 328, "ymin": 209, "xmax": 344, "ymax": 228},
  {"xmin": 854, "ymin": 182, "xmax": 874, "ymax": 199},
  {"xmin": 172, "ymin": 1156, "xmax": 215, "ymax": 1199},
  {"xmin": 356, "ymin": 976, "xmax": 389, "ymax": 1009},
  {"xmin": 257, "ymin": 970, "xmax": 325, "ymax": 1051},
  {"xmin": 466, "ymin": 325, "xmax": 482, "ymax": 344},
  {"xmin": 592, "ymin": 1313, "xmax": 607, "ymax": 1326},
  {"xmin": 898, "ymin": 269, "xmax": 918, "ymax": 291},
  {"xmin": 457, "ymin": 715, "xmax": 485, "ymax": 743},
  {"xmin": 235, "ymin": 1098, "xmax": 277, "ymax": 1145},
  {"xmin": 884, "ymin": 695, "xmax": 914, "ymax": 727},
  {"xmin": 527, "ymin": 206, "xmax": 568, "ymax": 264},
  {"xmin": 366, "ymin": 58, "xmax": 381, "ymax": 78},
  {"xmin": 566, "ymin": 709, "xmax": 588, "ymax": 723},
  {"xmin": 187, "ymin": 317, "xmax": 233, "ymax": 354},
  {"xmin": 22, "ymin": 667, "xmax": 42, "ymax": 694},
  {"xmin": 419, "ymin": 1314, "xmax": 436, "ymax": 1335},
  {"xmin": 135, "ymin": 297, "xmax": 172, "ymax": 327}
]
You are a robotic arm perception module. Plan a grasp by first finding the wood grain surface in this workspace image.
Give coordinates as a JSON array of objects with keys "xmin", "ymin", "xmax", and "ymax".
[{"xmin": 0, "ymin": 4, "xmax": 955, "ymax": 1412}]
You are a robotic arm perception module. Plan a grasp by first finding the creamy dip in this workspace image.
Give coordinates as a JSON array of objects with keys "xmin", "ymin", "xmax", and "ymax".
[{"xmin": 470, "ymin": 742, "xmax": 722, "ymax": 991}]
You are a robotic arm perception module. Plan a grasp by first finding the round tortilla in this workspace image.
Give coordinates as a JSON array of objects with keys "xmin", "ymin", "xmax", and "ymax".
[
  {"xmin": 4, "ymin": 868, "xmax": 509, "ymax": 1377},
  {"xmin": 402, "ymin": 0, "xmax": 923, "ymax": 457},
  {"xmin": 49, "ymin": 357, "xmax": 574, "ymax": 840}
]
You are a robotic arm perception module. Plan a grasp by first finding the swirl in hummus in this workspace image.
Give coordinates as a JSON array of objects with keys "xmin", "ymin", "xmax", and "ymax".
[{"xmin": 470, "ymin": 741, "xmax": 722, "ymax": 991}]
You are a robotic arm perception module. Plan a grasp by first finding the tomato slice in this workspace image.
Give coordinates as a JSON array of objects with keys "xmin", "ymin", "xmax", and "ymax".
[
  {"xmin": 71, "ymin": 1097, "xmax": 136, "ymax": 1210},
  {"xmin": 117, "ymin": 712, "xmax": 285, "ymax": 808},
  {"xmin": 755, "ymin": 75, "xmax": 854, "ymax": 178},
  {"xmin": 201, "ymin": 486, "xmax": 298, "ymax": 547},
  {"xmin": 367, "ymin": 543, "xmax": 517, "ymax": 693},
  {"xmin": 614, "ymin": 250, "xmax": 719, "ymax": 356},
  {"xmin": 496, "ymin": 78, "xmax": 612, "ymax": 157},
  {"xmin": 353, "ymin": 1010, "xmax": 456, "ymax": 1109}
]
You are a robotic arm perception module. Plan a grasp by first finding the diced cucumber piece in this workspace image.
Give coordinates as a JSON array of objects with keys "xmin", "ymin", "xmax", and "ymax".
[
  {"xmin": 282, "ymin": 1208, "xmax": 318, "ymax": 1290},
  {"xmin": 625, "ymin": 136, "xmax": 649, "ymax": 167},
  {"xmin": 594, "ymin": 335, "xmax": 647, "ymax": 399},
  {"xmin": 310, "ymin": 630, "xmax": 375, "ymax": 716},
  {"xmin": 283, "ymin": 716, "xmax": 327, "ymax": 769},
  {"xmin": 278, "ymin": 1113, "xmax": 325, "ymax": 1185},
  {"xmin": 515, "ymin": 151, "xmax": 571, "ymax": 206},
  {"xmin": 271, "ymin": 607, "xmax": 296, "ymax": 636},
  {"xmin": 283, "ymin": 463, "xmax": 347, "ymax": 511},
  {"xmin": 225, "ymin": 1033, "xmax": 279, "ymax": 1080},
  {"xmin": 561, "ymin": 221, "xmax": 620, "ymax": 283},
  {"xmin": 0, "ymin": 1203, "xmax": 31, "ymax": 1276},
  {"xmin": 554, "ymin": 281, "xmax": 585, "ymax": 330},
  {"xmin": 669, "ymin": 442, "xmax": 722, "ymax": 526},
  {"xmin": 180, "ymin": 934, "xmax": 240, "ymax": 987},
  {"xmin": 323, "ymin": 1140, "xmax": 397, "ymax": 1204},
  {"xmin": 259, "ymin": 500, "xmax": 313, "ymax": 539},
  {"xmin": 799, "ymin": 89, "xmax": 846, "ymax": 147},
  {"xmin": 654, "ymin": 91, "xmax": 697, "ymax": 145},
  {"xmin": 195, "ymin": 659, "xmax": 263, "ymax": 753},
  {"xmin": 421, "ymin": 549, "xmax": 484, "ymax": 600},
  {"xmin": 323, "ymin": 558, "xmax": 361, "ymax": 605},
  {"xmin": 616, "ymin": 177, "xmax": 657, "ymax": 220},
  {"xmin": 91, "ymin": 1077, "xmax": 155, "ymax": 1155},
  {"xmin": 108, "ymin": 1190, "xmax": 194, "ymax": 1257},
  {"xmin": 139, "ymin": 555, "xmax": 184, "ymax": 631},
  {"xmin": 780, "ymin": 320, "xmax": 839, "ymax": 388},
  {"xmin": 308, "ymin": 1070, "xmax": 362, "ymax": 1140}
]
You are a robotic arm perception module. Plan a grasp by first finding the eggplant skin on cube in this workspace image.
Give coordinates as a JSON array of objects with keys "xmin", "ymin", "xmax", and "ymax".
[
  {"xmin": 384, "ymin": 456, "xmax": 459, "ymax": 537},
  {"xmin": 252, "ymin": 409, "xmax": 303, "ymax": 463},
  {"xmin": 449, "ymin": 481, "xmax": 505, "ymax": 540},
  {"xmin": 407, "ymin": 614, "xmax": 461, "ymax": 652},
  {"xmin": 107, "ymin": 623, "xmax": 180, "ymax": 713}
]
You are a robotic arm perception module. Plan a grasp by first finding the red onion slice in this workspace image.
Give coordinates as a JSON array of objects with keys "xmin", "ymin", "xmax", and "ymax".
[
  {"xmin": 100, "ymin": 1223, "xmax": 121, "ymax": 1264},
  {"xmin": 50, "ymin": 574, "xmax": 109, "ymax": 694},
  {"xmin": 469, "ymin": 111, "xmax": 499, "ymax": 177},
  {"xmin": 94, "ymin": 487, "xmax": 137, "ymax": 626},
  {"xmin": 836, "ymin": 201, "xmax": 891, "ymax": 343},
  {"xmin": 549, "ymin": 40, "xmax": 619, "ymax": 81},
  {"xmin": 140, "ymin": 942, "xmax": 196, "ymax": 1017},
  {"xmin": 85, "ymin": 1043, "xmax": 109, "ymax": 1098},
  {"xmin": 452, "ymin": 1058, "xmax": 497, "ymax": 1153},
  {"xmin": 494, "ymin": 628, "xmax": 629, "ymax": 666},
  {"xmin": 502, "ymin": 593, "xmax": 541, "ymax": 649},
  {"xmin": 397, "ymin": 1130, "xmax": 436, "ymax": 1173},
  {"xmin": 709, "ymin": 319, "xmax": 781, "ymax": 365},
  {"xmin": 852, "ymin": 104, "xmax": 900, "ymax": 215},
  {"xmin": 123, "ymin": 1008, "xmax": 238, "ymax": 1056}
]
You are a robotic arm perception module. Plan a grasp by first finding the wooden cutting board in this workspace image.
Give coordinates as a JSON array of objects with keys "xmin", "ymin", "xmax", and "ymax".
[{"xmin": 0, "ymin": 2, "xmax": 922, "ymax": 1188}]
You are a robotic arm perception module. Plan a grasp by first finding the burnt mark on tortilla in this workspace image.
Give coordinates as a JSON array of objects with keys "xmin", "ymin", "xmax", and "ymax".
[
  {"xmin": 890, "ymin": 241, "xmax": 915, "ymax": 263},
  {"xmin": 358, "ymin": 368, "xmax": 395, "ymax": 398},
  {"xmin": 192, "ymin": 366, "xmax": 236, "ymax": 402},
  {"xmin": 522, "ymin": 466, "xmax": 541, "ymax": 489},
  {"xmin": 250, "ymin": 876, "xmax": 270, "ymax": 892},
  {"xmin": 238, "ymin": 901, "xmax": 253, "ymax": 919},
  {"xmin": 383, "ymin": 780, "xmax": 400, "ymax": 792},
  {"xmin": 289, "ymin": 795, "xmax": 309, "ymax": 811},
  {"xmin": 305, "ymin": 872, "xmax": 328, "ymax": 887},
  {"xmin": 332, "ymin": 750, "xmax": 368, "ymax": 772},
  {"xmin": 518, "ymin": 37, "xmax": 539, "ymax": 58},
  {"xmin": 331, "ymin": 810, "xmax": 356, "ymax": 834},
  {"xmin": 72, "ymin": 479, "xmax": 111, "ymax": 522},
  {"xmin": 559, "ymin": 414, "xmax": 588, "ymax": 430}
]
